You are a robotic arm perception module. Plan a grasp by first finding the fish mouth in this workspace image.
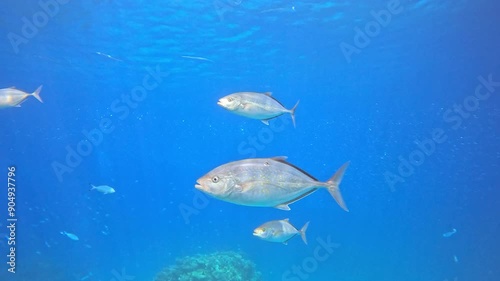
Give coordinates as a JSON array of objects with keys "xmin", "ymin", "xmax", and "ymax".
[
  {"xmin": 217, "ymin": 100, "xmax": 224, "ymax": 107},
  {"xmin": 194, "ymin": 181, "xmax": 203, "ymax": 190}
]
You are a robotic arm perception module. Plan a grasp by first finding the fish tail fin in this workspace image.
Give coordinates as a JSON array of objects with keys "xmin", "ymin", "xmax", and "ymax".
[
  {"xmin": 299, "ymin": 221, "xmax": 309, "ymax": 245},
  {"xmin": 32, "ymin": 85, "xmax": 43, "ymax": 103},
  {"xmin": 89, "ymin": 184, "xmax": 95, "ymax": 191},
  {"xmin": 326, "ymin": 161, "xmax": 350, "ymax": 212},
  {"xmin": 289, "ymin": 100, "xmax": 299, "ymax": 128}
]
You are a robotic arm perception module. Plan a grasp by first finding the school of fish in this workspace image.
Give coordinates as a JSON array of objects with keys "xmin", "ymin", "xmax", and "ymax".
[
  {"xmin": 3, "ymin": 84, "xmax": 348, "ymax": 245},
  {"xmin": 196, "ymin": 91, "xmax": 350, "ymax": 244}
]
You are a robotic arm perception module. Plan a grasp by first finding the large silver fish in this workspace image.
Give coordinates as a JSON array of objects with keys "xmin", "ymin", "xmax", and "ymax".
[
  {"xmin": 0, "ymin": 85, "xmax": 43, "ymax": 108},
  {"xmin": 253, "ymin": 218, "xmax": 309, "ymax": 245},
  {"xmin": 195, "ymin": 157, "xmax": 349, "ymax": 211},
  {"xmin": 217, "ymin": 92, "xmax": 299, "ymax": 127}
]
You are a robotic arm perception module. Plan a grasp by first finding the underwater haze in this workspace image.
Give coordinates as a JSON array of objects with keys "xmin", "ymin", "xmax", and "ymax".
[{"xmin": 1, "ymin": 0, "xmax": 499, "ymax": 281}]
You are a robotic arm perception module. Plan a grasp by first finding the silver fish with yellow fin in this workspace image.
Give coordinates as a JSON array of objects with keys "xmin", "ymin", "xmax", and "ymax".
[
  {"xmin": 253, "ymin": 219, "xmax": 309, "ymax": 245},
  {"xmin": 0, "ymin": 85, "xmax": 43, "ymax": 108},
  {"xmin": 195, "ymin": 157, "xmax": 349, "ymax": 211},
  {"xmin": 217, "ymin": 92, "xmax": 299, "ymax": 127}
]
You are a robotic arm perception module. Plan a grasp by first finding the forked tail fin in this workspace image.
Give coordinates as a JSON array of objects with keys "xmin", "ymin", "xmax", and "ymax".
[
  {"xmin": 289, "ymin": 100, "xmax": 299, "ymax": 128},
  {"xmin": 32, "ymin": 85, "xmax": 43, "ymax": 103},
  {"xmin": 299, "ymin": 221, "xmax": 309, "ymax": 245},
  {"xmin": 326, "ymin": 161, "xmax": 350, "ymax": 212}
]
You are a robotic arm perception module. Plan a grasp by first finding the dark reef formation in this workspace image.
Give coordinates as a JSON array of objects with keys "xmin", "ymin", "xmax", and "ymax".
[{"xmin": 154, "ymin": 251, "xmax": 262, "ymax": 281}]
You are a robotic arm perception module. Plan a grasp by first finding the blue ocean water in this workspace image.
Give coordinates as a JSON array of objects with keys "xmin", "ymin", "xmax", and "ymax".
[{"xmin": 1, "ymin": 0, "xmax": 499, "ymax": 280}]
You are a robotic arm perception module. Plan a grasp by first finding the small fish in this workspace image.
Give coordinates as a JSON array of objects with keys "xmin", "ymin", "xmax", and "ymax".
[
  {"xmin": 218, "ymin": 92, "xmax": 299, "ymax": 127},
  {"xmin": 0, "ymin": 85, "xmax": 43, "ymax": 108},
  {"xmin": 60, "ymin": 231, "xmax": 79, "ymax": 241},
  {"xmin": 253, "ymin": 219, "xmax": 309, "ymax": 245},
  {"xmin": 260, "ymin": 5, "xmax": 296, "ymax": 13},
  {"xmin": 96, "ymin": 51, "xmax": 122, "ymax": 62},
  {"xmin": 195, "ymin": 157, "xmax": 349, "ymax": 211},
  {"xmin": 89, "ymin": 184, "xmax": 116, "ymax": 194},
  {"xmin": 442, "ymin": 228, "xmax": 457, "ymax": 238},
  {"xmin": 181, "ymin": 55, "xmax": 214, "ymax": 62}
]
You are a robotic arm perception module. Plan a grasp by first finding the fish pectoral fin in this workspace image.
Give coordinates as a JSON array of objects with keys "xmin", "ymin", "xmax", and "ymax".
[
  {"xmin": 275, "ymin": 204, "xmax": 291, "ymax": 211},
  {"xmin": 261, "ymin": 119, "xmax": 270, "ymax": 125}
]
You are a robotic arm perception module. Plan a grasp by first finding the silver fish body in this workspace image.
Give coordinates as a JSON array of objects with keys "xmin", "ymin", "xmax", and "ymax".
[
  {"xmin": 195, "ymin": 157, "xmax": 349, "ymax": 211},
  {"xmin": 60, "ymin": 231, "xmax": 79, "ymax": 241},
  {"xmin": 0, "ymin": 86, "xmax": 43, "ymax": 108},
  {"xmin": 253, "ymin": 219, "xmax": 309, "ymax": 245},
  {"xmin": 217, "ymin": 92, "xmax": 299, "ymax": 127},
  {"xmin": 90, "ymin": 184, "xmax": 116, "ymax": 194}
]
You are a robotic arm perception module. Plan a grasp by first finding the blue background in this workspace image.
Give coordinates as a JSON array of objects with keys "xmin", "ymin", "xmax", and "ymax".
[{"xmin": 0, "ymin": 0, "xmax": 499, "ymax": 280}]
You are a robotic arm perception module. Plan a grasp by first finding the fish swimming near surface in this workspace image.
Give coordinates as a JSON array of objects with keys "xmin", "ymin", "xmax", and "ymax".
[
  {"xmin": 253, "ymin": 218, "xmax": 309, "ymax": 245},
  {"xmin": 0, "ymin": 85, "xmax": 43, "ymax": 108},
  {"xmin": 217, "ymin": 92, "xmax": 299, "ymax": 127},
  {"xmin": 195, "ymin": 157, "xmax": 349, "ymax": 211},
  {"xmin": 89, "ymin": 184, "xmax": 116, "ymax": 194}
]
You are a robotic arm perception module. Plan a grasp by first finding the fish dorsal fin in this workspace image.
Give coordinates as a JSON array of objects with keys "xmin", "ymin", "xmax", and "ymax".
[
  {"xmin": 271, "ymin": 157, "xmax": 318, "ymax": 181},
  {"xmin": 9, "ymin": 86, "xmax": 16, "ymax": 89},
  {"xmin": 262, "ymin": 92, "xmax": 286, "ymax": 107},
  {"xmin": 283, "ymin": 218, "xmax": 289, "ymax": 222},
  {"xmin": 271, "ymin": 156, "xmax": 288, "ymax": 162},
  {"xmin": 275, "ymin": 204, "xmax": 291, "ymax": 211}
]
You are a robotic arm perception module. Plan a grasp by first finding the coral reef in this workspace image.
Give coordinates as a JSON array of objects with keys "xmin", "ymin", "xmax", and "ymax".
[{"xmin": 154, "ymin": 251, "xmax": 262, "ymax": 281}]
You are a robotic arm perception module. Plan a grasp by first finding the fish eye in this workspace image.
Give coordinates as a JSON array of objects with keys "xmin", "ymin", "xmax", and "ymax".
[
  {"xmin": 228, "ymin": 97, "xmax": 233, "ymax": 102},
  {"xmin": 212, "ymin": 176, "xmax": 219, "ymax": 183}
]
